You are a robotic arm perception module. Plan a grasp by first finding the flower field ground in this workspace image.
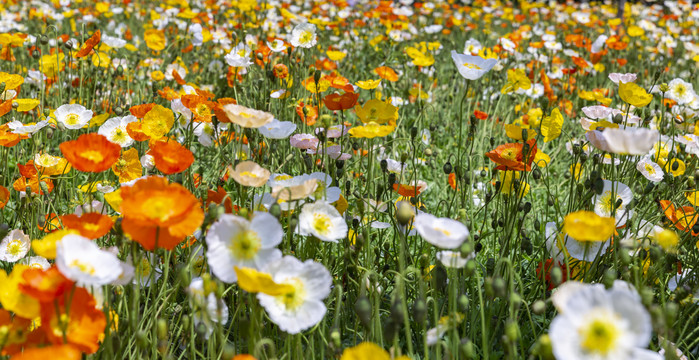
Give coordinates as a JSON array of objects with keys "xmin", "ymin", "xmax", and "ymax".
[{"xmin": 1, "ymin": 0, "xmax": 699, "ymax": 359}]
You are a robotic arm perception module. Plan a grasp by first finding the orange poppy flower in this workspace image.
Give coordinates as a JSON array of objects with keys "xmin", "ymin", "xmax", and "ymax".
[
  {"xmin": 19, "ymin": 266, "xmax": 74, "ymax": 302},
  {"xmin": 0, "ymin": 309, "xmax": 33, "ymax": 356},
  {"xmin": 448, "ymin": 172, "xmax": 458, "ymax": 190},
  {"xmin": 660, "ymin": 200, "xmax": 698, "ymax": 235},
  {"xmin": 75, "ymin": 29, "xmax": 101, "ymax": 58},
  {"xmin": 0, "ymin": 99, "xmax": 13, "ymax": 117},
  {"xmin": 485, "ymin": 139, "xmax": 537, "ymax": 171},
  {"xmin": 149, "ymin": 140, "xmax": 194, "ymax": 175},
  {"xmin": 212, "ymin": 97, "xmax": 237, "ymax": 123},
  {"xmin": 9, "ymin": 344, "xmax": 81, "ymax": 360},
  {"xmin": 206, "ymin": 186, "xmax": 235, "ymax": 214},
  {"xmin": 125, "ymin": 121, "xmax": 150, "ymax": 142},
  {"xmin": 374, "ymin": 66, "xmax": 399, "ymax": 82},
  {"xmin": 0, "ymin": 185, "xmax": 9, "ymax": 209},
  {"xmin": 13, "ymin": 176, "xmax": 53, "ymax": 195},
  {"xmin": 181, "ymin": 94, "xmax": 216, "ymax": 122},
  {"xmin": 272, "ymin": 64, "xmax": 288, "ymax": 79},
  {"xmin": 59, "ymin": 212, "xmax": 114, "ymax": 239},
  {"xmin": 323, "ymin": 91, "xmax": 359, "ymax": 111},
  {"xmin": 59, "ymin": 133, "xmax": 120, "ymax": 173},
  {"xmin": 0, "ymin": 124, "xmax": 20, "ymax": 147},
  {"xmin": 17, "ymin": 160, "xmax": 37, "ymax": 178},
  {"xmin": 296, "ymin": 102, "xmax": 318, "ymax": 126},
  {"xmin": 474, "ymin": 110, "xmax": 488, "ymax": 120},
  {"xmin": 40, "ymin": 287, "xmax": 105, "ymax": 354},
  {"xmin": 119, "ymin": 176, "xmax": 204, "ymax": 251},
  {"xmin": 130, "ymin": 103, "xmax": 155, "ymax": 118},
  {"xmin": 392, "ymin": 183, "xmax": 423, "ymax": 197},
  {"xmin": 37, "ymin": 213, "xmax": 61, "ymax": 233}
]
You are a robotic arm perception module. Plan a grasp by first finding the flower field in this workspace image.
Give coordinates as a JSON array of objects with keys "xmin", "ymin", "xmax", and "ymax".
[{"xmin": 1, "ymin": 0, "xmax": 699, "ymax": 359}]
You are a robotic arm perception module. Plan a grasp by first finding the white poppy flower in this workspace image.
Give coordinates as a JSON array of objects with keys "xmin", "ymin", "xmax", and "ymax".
[
  {"xmin": 98, "ymin": 115, "xmax": 137, "ymax": 147},
  {"xmin": 257, "ymin": 256, "xmax": 332, "ymax": 334},
  {"xmin": 550, "ymin": 280, "xmax": 661, "ymax": 360},
  {"xmin": 188, "ymin": 277, "xmax": 229, "ymax": 339},
  {"xmin": 20, "ymin": 255, "xmax": 50, "ymax": 270},
  {"xmin": 55, "ymin": 234, "xmax": 123, "ymax": 286},
  {"xmin": 206, "ymin": 212, "xmax": 283, "ymax": 283},
  {"xmin": 450, "ymin": 50, "xmax": 497, "ymax": 80},
  {"xmin": 290, "ymin": 23, "xmax": 317, "ymax": 48},
  {"xmin": 258, "ymin": 119, "xmax": 297, "ymax": 139},
  {"xmin": 0, "ymin": 229, "xmax": 30, "ymax": 263},
  {"xmin": 298, "ymin": 201, "xmax": 347, "ymax": 242},
  {"xmin": 592, "ymin": 180, "xmax": 633, "ymax": 227},
  {"xmin": 54, "ymin": 104, "xmax": 93, "ymax": 129},
  {"xmin": 599, "ymin": 127, "xmax": 659, "ymax": 155},
  {"xmin": 414, "ymin": 213, "xmax": 469, "ymax": 249},
  {"xmin": 636, "ymin": 156, "xmax": 664, "ymax": 183}
]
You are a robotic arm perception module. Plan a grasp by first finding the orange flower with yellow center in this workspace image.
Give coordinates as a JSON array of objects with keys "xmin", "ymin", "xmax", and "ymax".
[
  {"xmin": 119, "ymin": 176, "xmax": 204, "ymax": 251},
  {"xmin": 59, "ymin": 133, "xmax": 120, "ymax": 173}
]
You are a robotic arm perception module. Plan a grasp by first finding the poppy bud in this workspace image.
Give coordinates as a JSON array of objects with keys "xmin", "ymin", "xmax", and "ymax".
[
  {"xmin": 460, "ymin": 338, "xmax": 476, "ymax": 359},
  {"xmin": 485, "ymin": 258, "xmax": 495, "ymax": 276},
  {"xmin": 474, "ymin": 242, "xmax": 482, "ymax": 252},
  {"xmin": 387, "ymin": 172, "xmax": 396, "ymax": 185},
  {"xmin": 354, "ymin": 296, "xmax": 372, "ymax": 328},
  {"xmin": 410, "ymin": 126, "xmax": 418, "ymax": 139},
  {"xmin": 505, "ymin": 320, "xmax": 520, "ymax": 342},
  {"xmin": 0, "ymin": 224, "xmax": 8, "ymax": 240},
  {"xmin": 459, "ymin": 242, "xmax": 473, "ymax": 259},
  {"xmin": 412, "ymin": 298, "xmax": 427, "ymax": 324},
  {"xmin": 458, "ymin": 294, "xmax": 469, "ymax": 311},
  {"xmin": 330, "ymin": 328, "xmax": 341, "ymax": 349},
  {"xmin": 390, "ymin": 299, "xmax": 404, "ymax": 323},
  {"xmin": 593, "ymin": 178, "xmax": 605, "ymax": 194},
  {"xmin": 489, "ymin": 137, "xmax": 495, "ymax": 147},
  {"xmin": 492, "ymin": 277, "xmax": 507, "ymax": 298},
  {"xmin": 443, "ymin": 161, "xmax": 452, "ymax": 174},
  {"xmin": 40, "ymin": 35, "xmax": 48, "ymax": 45},
  {"xmin": 532, "ymin": 300, "xmax": 546, "ymax": 315},
  {"xmin": 464, "ymin": 259, "xmax": 476, "ymax": 276},
  {"xmin": 157, "ymin": 319, "xmax": 168, "ymax": 340},
  {"xmin": 432, "ymin": 264, "xmax": 447, "ymax": 292},
  {"xmin": 550, "ymin": 266, "xmax": 563, "ymax": 286},
  {"xmin": 613, "ymin": 113, "xmax": 624, "ymax": 124},
  {"xmin": 380, "ymin": 159, "xmax": 388, "ymax": 173},
  {"xmin": 314, "ymin": 69, "xmax": 321, "ymax": 84},
  {"xmin": 269, "ymin": 203, "xmax": 282, "ymax": 219}
]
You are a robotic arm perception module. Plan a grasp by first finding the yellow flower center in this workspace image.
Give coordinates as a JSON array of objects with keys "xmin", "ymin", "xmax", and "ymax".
[
  {"xmin": 312, "ymin": 213, "xmax": 332, "ymax": 236},
  {"xmin": 675, "ymin": 84, "xmax": 686, "ymax": 97},
  {"xmin": 84, "ymin": 223, "xmax": 101, "ymax": 233},
  {"xmin": 644, "ymin": 163, "xmax": 656, "ymax": 174},
  {"xmin": 501, "ymin": 148, "xmax": 518, "ymax": 161},
  {"xmin": 141, "ymin": 196, "xmax": 176, "ymax": 222},
  {"xmin": 435, "ymin": 227, "xmax": 451, "ymax": 236},
  {"xmin": 80, "ymin": 150, "xmax": 105, "ymax": 162},
  {"xmin": 463, "ymin": 63, "xmax": 482, "ymax": 70},
  {"xmin": 277, "ymin": 278, "xmax": 305, "ymax": 310},
  {"xmin": 65, "ymin": 113, "xmax": 81, "ymax": 126},
  {"xmin": 599, "ymin": 191, "xmax": 622, "ymax": 215},
  {"xmin": 111, "ymin": 128, "xmax": 127, "ymax": 144},
  {"xmin": 579, "ymin": 317, "xmax": 620, "ymax": 355},
  {"xmin": 240, "ymin": 171, "xmax": 258, "ymax": 178},
  {"xmin": 230, "ymin": 230, "xmax": 261, "ymax": 260},
  {"xmin": 70, "ymin": 259, "xmax": 96, "ymax": 275},
  {"xmin": 6, "ymin": 239, "xmax": 24, "ymax": 256},
  {"xmin": 300, "ymin": 31, "xmax": 313, "ymax": 45}
]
